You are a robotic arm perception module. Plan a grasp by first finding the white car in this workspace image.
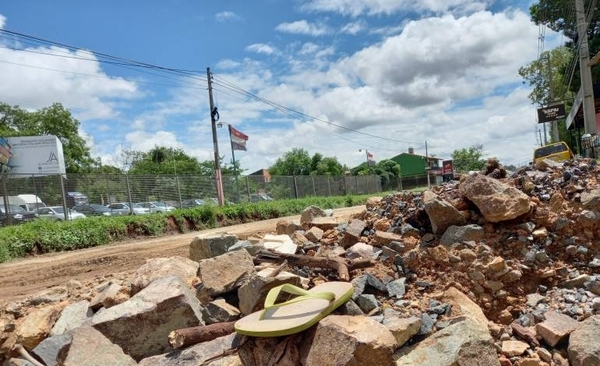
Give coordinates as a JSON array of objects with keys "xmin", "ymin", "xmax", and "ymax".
[
  {"xmin": 136, "ymin": 201, "xmax": 175, "ymax": 213},
  {"xmin": 37, "ymin": 206, "xmax": 86, "ymax": 221}
]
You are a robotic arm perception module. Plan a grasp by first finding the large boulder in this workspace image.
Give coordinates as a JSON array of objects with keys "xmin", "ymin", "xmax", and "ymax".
[
  {"xmin": 138, "ymin": 333, "xmax": 242, "ymax": 366},
  {"xmin": 50, "ymin": 300, "xmax": 93, "ymax": 336},
  {"xmin": 458, "ymin": 174, "xmax": 530, "ymax": 223},
  {"xmin": 91, "ymin": 275, "xmax": 204, "ymax": 361},
  {"xmin": 395, "ymin": 317, "xmax": 500, "ymax": 366},
  {"xmin": 57, "ymin": 327, "xmax": 137, "ymax": 366},
  {"xmin": 190, "ymin": 233, "xmax": 238, "ymax": 261},
  {"xmin": 568, "ymin": 315, "xmax": 600, "ymax": 366},
  {"xmin": 423, "ymin": 190, "xmax": 466, "ymax": 235},
  {"xmin": 442, "ymin": 287, "xmax": 488, "ymax": 327},
  {"xmin": 197, "ymin": 249, "xmax": 256, "ymax": 298},
  {"xmin": 131, "ymin": 256, "xmax": 199, "ymax": 295},
  {"xmin": 304, "ymin": 315, "xmax": 397, "ymax": 366},
  {"xmin": 440, "ymin": 225, "xmax": 484, "ymax": 246}
]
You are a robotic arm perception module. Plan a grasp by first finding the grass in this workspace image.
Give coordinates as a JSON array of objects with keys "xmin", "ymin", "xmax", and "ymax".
[{"xmin": 0, "ymin": 194, "xmax": 372, "ymax": 264}]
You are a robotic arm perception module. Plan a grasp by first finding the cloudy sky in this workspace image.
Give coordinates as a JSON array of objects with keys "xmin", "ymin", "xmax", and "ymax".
[{"xmin": 0, "ymin": 0, "xmax": 561, "ymax": 173}]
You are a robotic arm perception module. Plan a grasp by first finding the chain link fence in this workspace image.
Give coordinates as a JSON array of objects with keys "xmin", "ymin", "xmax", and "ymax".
[{"xmin": 1, "ymin": 173, "xmax": 383, "ymax": 209}]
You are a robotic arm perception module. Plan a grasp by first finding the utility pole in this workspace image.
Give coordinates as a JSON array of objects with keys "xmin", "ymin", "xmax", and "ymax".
[
  {"xmin": 545, "ymin": 53, "xmax": 560, "ymax": 142},
  {"xmin": 576, "ymin": 0, "xmax": 597, "ymax": 136},
  {"xmin": 206, "ymin": 67, "xmax": 225, "ymax": 206},
  {"xmin": 425, "ymin": 141, "xmax": 430, "ymax": 188}
]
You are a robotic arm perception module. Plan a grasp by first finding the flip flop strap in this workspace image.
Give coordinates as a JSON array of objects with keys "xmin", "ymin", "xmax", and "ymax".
[{"xmin": 259, "ymin": 284, "xmax": 335, "ymax": 320}]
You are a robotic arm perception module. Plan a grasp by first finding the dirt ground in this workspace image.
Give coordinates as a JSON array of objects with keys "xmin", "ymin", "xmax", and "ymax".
[{"xmin": 0, "ymin": 206, "xmax": 365, "ymax": 302}]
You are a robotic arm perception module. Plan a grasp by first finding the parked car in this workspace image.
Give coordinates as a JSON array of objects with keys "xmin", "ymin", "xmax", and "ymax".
[
  {"xmin": 0, "ymin": 204, "xmax": 38, "ymax": 225},
  {"xmin": 37, "ymin": 206, "xmax": 86, "ymax": 221},
  {"xmin": 72, "ymin": 203, "xmax": 113, "ymax": 216},
  {"xmin": 180, "ymin": 199, "xmax": 205, "ymax": 209},
  {"xmin": 249, "ymin": 193, "xmax": 274, "ymax": 202},
  {"xmin": 136, "ymin": 201, "xmax": 175, "ymax": 213},
  {"xmin": 66, "ymin": 192, "xmax": 89, "ymax": 208},
  {"xmin": 106, "ymin": 202, "xmax": 150, "ymax": 215}
]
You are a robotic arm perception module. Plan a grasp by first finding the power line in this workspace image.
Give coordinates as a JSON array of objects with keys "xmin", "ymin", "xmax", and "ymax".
[{"xmin": 212, "ymin": 75, "xmax": 422, "ymax": 145}]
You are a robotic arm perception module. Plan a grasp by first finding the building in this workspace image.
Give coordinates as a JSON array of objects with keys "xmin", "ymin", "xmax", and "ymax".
[
  {"xmin": 248, "ymin": 168, "xmax": 271, "ymax": 183},
  {"xmin": 389, "ymin": 147, "xmax": 442, "ymax": 178}
]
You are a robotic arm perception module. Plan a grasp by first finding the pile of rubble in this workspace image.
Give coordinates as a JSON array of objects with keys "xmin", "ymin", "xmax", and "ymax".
[{"xmin": 2, "ymin": 157, "xmax": 600, "ymax": 366}]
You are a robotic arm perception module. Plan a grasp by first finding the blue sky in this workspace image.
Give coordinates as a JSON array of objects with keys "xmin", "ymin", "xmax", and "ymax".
[{"xmin": 0, "ymin": 0, "xmax": 561, "ymax": 173}]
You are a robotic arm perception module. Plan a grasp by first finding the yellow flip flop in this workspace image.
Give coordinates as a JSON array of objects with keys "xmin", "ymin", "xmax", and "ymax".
[{"xmin": 234, "ymin": 281, "xmax": 354, "ymax": 337}]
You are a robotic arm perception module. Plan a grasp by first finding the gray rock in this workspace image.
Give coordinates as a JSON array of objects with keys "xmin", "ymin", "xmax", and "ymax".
[
  {"xmin": 382, "ymin": 315, "xmax": 421, "ymax": 349},
  {"xmin": 419, "ymin": 313, "xmax": 436, "ymax": 335},
  {"xmin": 568, "ymin": 315, "xmax": 600, "ymax": 366},
  {"xmin": 345, "ymin": 242, "xmax": 375, "ymax": 260},
  {"xmin": 581, "ymin": 189, "xmax": 600, "ymax": 211},
  {"xmin": 50, "ymin": 300, "xmax": 93, "ymax": 336},
  {"xmin": 577, "ymin": 210, "xmax": 600, "ymax": 228},
  {"xmin": 189, "ymin": 232, "xmax": 238, "ymax": 261},
  {"xmin": 32, "ymin": 333, "xmax": 72, "ymax": 366},
  {"xmin": 440, "ymin": 224, "xmax": 484, "ymax": 246},
  {"xmin": 562, "ymin": 275, "xmax": 591, "ymax": 289},
  {"xmin": 526, "ymin": 293, "xmax": 546, "ymax": 308},
  {"xmin": 138, "ymin": 333, "xmax": 242, "ymax": 366},
  {"xmin": 201, "ymin": 298, "xmax": 240, "ymax": 324},
  {"xmin": 395, "ymin": 317, "xmax": 500, "ymax": 366},
  {"xmin": 58, "ymin": 327, "xmax": 137, "ymax": 366},
  {"xmin": 365, "ymin": 273, "xmax": 387, "ymax": 292},
  {"xmin": 423, "ymin": 190, "xmax": 466, "ymax": 235},
  {"xmin": 338, "ymin": 300, "xmax": 365, "ymax": 316},
  {"xmin": 356, "ymin": 294, "xmax": 379, "ymax": 313},
  {"xmin": 92, "ymin": 275, "xmax": 204, "ymax": 361},
  {"xmin": 386, "ymin": 278, "xmax": 406, "ymax": 299},
  {"xmin": 89, "ymin": 282, "xmax": 127, "ymax": 310}
]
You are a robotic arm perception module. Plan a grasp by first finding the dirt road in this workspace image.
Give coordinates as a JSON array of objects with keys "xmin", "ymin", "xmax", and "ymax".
[{"xmin": 0, "ymin": 206, "xmax": 365, "ymax": 301}]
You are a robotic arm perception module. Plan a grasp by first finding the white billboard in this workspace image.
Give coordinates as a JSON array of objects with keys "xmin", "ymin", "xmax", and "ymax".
[{"xmin": 0, "ymin": 135, "xmax": 66, "ymax": 175}]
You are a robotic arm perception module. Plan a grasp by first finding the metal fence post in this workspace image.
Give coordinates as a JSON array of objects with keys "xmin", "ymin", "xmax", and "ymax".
[
  {"xmin": 125, "ymin": 174, "xmax": 134, "ymax": 214},
  {"xmin": 312, "ymin": 176, "xmax": 316, "ymax": 196},
  {"xmin": 246, "ymin": 176, "xmax": 251, "ymax": 201},
  {"xmin": 293, "ymin": 176, "xmax": 299, "ymax": 199},
  {"xmin": 176, "ymin": 175, "xmax": 182, "ymax": 207},
  {"xmin": 327, "ymin": 176, "xmax": 331, "ymax": 196}
]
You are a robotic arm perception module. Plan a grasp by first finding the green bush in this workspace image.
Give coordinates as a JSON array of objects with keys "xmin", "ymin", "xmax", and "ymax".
[{"xmin": 0, "ymin": 194, "xmax": 374, "ymax": 263}]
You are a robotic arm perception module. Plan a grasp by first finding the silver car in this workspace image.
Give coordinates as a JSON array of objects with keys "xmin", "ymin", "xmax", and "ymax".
[
  {"xmin": 136, "ymin": 201, "xmax": 175, "ymax": 213},
  {"xmin": 37, "ymin": 206, "xmax": 86, "ymax": 221},
  {"xmin": 106, "ymin": 202, "xmax": 150, "ymax": 215}
]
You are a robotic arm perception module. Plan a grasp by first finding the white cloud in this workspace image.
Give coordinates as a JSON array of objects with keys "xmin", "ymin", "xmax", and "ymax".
[
  {"xmin": 275, "ymin": 20, "xmax": 331, "ymax": 36},
  {"xmin": 336, "ymin": 10, "xmax": 538, "ymax": 110},
  {"xmin": 0, "ymin": 14, "xmax": 6, "ymax": 29},
  {"xmin": 245, "ymin": 43, "xmax": 277, "ymax": 55},
  {"xmin": 301, "ymin": 0, "xmax": 491, "ymax": 16},
  {"xmin": 215, "ymin": 11, "xmax": 242, "ymax": 23},
  {"xmin": 340, "ymin": 20, "xmax": 366, "ymax": 35},
  {"xmin": 0, "ymin": 45, "xmax": 139, "ymax": 119}
]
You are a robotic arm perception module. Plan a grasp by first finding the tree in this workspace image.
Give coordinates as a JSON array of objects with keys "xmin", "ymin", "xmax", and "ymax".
[
  {"xmin": 518, "ymin": 47, "xmax": 575, "ymax": 145},
  {"xmin": 128, "ymin": 146, "xmax": 202, "ymax": 175},
  {"xmin": 451, "ymin": 145, "xmax": 486, "ymax": 173},
  {"xmin": 0, "ymin": 102, "xmax": 97, "ymax": 173},
  {"xmin": 269, "ymin": 148, "xmax": 312, "ymax": 176},
  {"xmin": 529, "ymin": 0, "xmax": 600, "ymax": 92}
]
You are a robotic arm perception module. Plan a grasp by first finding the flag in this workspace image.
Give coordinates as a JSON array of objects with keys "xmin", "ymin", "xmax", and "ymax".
[
  {"xmin": 229, "ymin": 125, "xmax": 249, "ymax": 151},
  {"xmin": 366, "ymin": 150, "xmax": 374, "ymax": 161}
]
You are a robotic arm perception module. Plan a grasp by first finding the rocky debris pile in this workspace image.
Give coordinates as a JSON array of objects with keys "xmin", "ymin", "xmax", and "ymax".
[{"xmin": 1, "ymin": 158, "xmax": 600, "ymax": 365}]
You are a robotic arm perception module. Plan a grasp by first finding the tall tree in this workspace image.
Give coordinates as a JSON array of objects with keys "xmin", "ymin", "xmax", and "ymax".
[
  {"xmin": 128, "ymin": 146, "xmax": 202, "ymax": 175},
  {"xmin": 529, "ymin": 0, "xmax": 600, "ymax": 90},
  {"xmin": 451, "ymin": 144, "xmax": 486, "ymax": 173},
  {"xmin": 0, "ymin": 102, "xmax": 97, "ymax": 173},
  {"xmin": 269, "ymin": 148, "xmax": 312, "ymax": 175},
  {"xmin": 519, "ymin": 47, "xmax": 575, "ymax": 144}
]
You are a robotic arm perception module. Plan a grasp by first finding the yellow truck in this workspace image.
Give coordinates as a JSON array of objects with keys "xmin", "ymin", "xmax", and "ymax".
[{"xmin": 533, "ymin": 141, "xmax": 574, "ymax": 165}]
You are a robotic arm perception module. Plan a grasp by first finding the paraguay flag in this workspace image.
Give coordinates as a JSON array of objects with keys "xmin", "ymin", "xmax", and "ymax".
[{"xmin": 229, "ymin": 125, "xmax": 249, "ymax": 151}]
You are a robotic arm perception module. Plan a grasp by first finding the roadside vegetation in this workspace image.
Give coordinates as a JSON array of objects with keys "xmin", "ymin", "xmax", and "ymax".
[{"xmin": 0, "ymin": 194, "xmax": 372, "ymax": 264}]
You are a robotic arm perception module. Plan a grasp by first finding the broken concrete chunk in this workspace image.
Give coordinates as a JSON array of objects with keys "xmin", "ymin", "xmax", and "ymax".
[
  {"xmin": 305, "ymin": 315, "xmax": 396, "ymax": 366},
  {"xmin": 130, "ymin": 256, "xmax": 199, "ymax": 295},
  {"xmin": 197, "ymin": 249, "xmax": 256, "ymax": 298},
  {"xmin": 536, "ymin": 311, "xmax": 578, "ymax": 347},
  {"xmin": 58, "ymin": 327, "xmax": 137, "ymax": 366},
  {"xmin": 300, "ymin": 205, "xmax": 327, "ymax": 225},
  {"xmin": 92, "ymin": 275, "xmax": 204, "ymax": 361},
  {"xmin": 262, "ymin": 234, "xmax": 298, "ymax": 254},
  {"xmin": 189, "ymin": 232, "xmax": 238, "ymax": 261}
]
